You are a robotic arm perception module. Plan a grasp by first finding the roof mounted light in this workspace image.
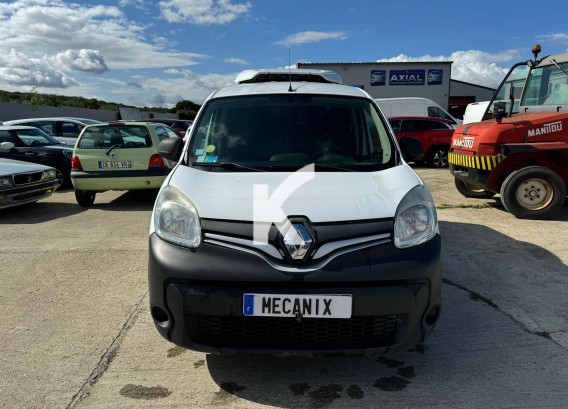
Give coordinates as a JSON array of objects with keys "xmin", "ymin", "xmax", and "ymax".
[
  {"xmin": 532, "ymin": 44, "xmax": 542, "ymax": 61},
  {"xmin": 235, "ymin": 69, "xmax": 342, "ymax": 85}
]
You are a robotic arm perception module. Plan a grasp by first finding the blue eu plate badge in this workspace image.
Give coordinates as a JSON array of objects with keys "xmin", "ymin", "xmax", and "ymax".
[{"xmin": 243, "ymin": 294, "xmax": 254, "ymax": 316}]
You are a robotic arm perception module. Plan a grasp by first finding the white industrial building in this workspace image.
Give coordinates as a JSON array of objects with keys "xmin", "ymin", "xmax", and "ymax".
[{"xmin": 298, "ymin": 61, "xmax": 496, "ymax": 119}]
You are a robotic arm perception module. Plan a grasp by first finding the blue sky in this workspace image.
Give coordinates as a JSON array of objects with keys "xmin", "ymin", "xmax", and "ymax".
[{"xmin": 1, "ymin": 0, "xmax": 567, "ymax": 108}]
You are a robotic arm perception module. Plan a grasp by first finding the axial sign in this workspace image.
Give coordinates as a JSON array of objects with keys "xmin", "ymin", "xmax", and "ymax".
[{"xmin": 389, "ymin": 70, "xmax": 425, "ymax": 86}]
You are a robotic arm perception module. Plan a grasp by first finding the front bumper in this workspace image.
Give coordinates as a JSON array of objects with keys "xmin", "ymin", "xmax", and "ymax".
[
  {"xmin": 148, "ymin": 232, "xmax": 442, "ymax": 356},
  {"xmin": 0, "ymin": 180, "xmax": 59, "ymax": 209},
  {"xmin": 449, "ymin": 152, "xmax": 503, "ymax": 190}
]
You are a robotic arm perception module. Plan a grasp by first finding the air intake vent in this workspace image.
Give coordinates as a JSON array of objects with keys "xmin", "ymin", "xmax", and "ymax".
[
  {"xmin": 192, "ymin": 314, "xmax": 399, "ymax": 350},
  {"xmin": 13, "ymin": 171, "xmax": 43, "ymax": 186}
]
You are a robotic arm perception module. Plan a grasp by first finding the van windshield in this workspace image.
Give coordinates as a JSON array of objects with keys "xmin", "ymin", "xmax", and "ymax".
[{"xmin": 187, "ymin": 94, "xmax": 395, "ymax": 172}]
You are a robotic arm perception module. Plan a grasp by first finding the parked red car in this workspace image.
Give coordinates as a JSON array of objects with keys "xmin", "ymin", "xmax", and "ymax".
[{"xmin": 388, "ymin": 116, "xmax": 454, "ymax": 168}]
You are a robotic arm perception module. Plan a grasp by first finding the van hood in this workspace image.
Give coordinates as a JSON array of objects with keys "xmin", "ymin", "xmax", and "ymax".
[{"xmin": 164, "ymin": 165, "xmax": 422, "ymax": 223}]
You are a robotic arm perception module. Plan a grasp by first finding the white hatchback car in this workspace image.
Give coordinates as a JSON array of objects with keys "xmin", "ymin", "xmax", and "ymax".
[{"xmin": 148, "ymin": 69, "xmax": 442, "ymax": 356}]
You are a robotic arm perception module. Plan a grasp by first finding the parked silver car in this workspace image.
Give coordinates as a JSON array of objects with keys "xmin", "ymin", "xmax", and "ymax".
[
  {"xmin": 0, "ymin": 158, "xmax": 60, "ymax": 209},
  {"xmin": 2, "ymin": 117, "xmax": 102, "ymax": 146}
]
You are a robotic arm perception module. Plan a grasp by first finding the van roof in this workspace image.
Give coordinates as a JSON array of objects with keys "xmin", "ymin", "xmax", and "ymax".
[
  {"xmin": 208, "ymin": 70, "xmax": 369, "ymax": 101},
  {"xmin": 375, "ymin": 97, "xmax": 433, "ymax": 102},
  {"xmin": 235, "ymin": 69, "xmax": 342, "ymax": 85},
  {"xmin": 211, "ymin": 81, "xmax": 369, "ymax": 100}
]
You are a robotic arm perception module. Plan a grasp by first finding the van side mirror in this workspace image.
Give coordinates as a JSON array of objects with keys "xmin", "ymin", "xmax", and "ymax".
[
  {"xmin": 158, "ymin": 137, "xmax": 184, "ymax": 162},
  {"xmin": 398, "ymin": 137, "xmax": 424, "ymax": 162}
]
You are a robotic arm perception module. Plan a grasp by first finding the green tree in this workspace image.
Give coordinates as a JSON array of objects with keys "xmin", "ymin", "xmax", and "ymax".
[
  {"xmin": 175, "ymin": 100, "xmax": 201, "ymax": 120},
  {"xmin": 26, "ymin": 87, "xmax": 51, "ymax": 106}
]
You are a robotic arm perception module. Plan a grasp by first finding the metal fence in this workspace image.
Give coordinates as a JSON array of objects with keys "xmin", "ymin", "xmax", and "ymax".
[{"xmin": 0, "ymin": 102, "xmax": 178, "ymax": 123}]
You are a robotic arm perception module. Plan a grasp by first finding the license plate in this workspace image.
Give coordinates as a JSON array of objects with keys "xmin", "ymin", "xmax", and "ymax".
[
  {"xmin": 243, "ymin": 294, "xmax": 352, "ymax": 318},
  {"xmin": 98, "ymin": 161, "xmax": 131, "ymax": 169}
]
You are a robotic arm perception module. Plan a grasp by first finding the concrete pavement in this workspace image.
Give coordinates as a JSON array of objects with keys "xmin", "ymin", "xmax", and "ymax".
[{"xmin": 0, "ymin": 168, "xmax": 567, "ymax": 408}]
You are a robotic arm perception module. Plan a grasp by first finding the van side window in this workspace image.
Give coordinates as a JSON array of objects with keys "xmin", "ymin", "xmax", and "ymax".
[{"xmin": 428, "ymin": 106, "xmax": 453, "ymax": 122}]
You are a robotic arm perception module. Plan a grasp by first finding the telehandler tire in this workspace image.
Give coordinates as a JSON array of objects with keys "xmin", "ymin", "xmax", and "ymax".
[{"xmin": 500, "ymin": 166, "xmax": 566, "ymax": 219}]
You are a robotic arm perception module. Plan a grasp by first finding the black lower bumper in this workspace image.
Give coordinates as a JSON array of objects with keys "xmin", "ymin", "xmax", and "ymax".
[{"xmin": 148, "ymin": 233, "xmax": 442, "ymax": 356}]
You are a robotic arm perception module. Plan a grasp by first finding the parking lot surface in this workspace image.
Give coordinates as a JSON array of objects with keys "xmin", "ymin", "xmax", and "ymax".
[{"xmin": 1, "ymin": 168, "xmax": 567, "ymax": 409}]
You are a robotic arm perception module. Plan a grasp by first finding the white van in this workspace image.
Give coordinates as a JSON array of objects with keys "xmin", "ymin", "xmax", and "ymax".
[
  {"xmin": 149, "ymin": 69, "xmax": 442, "ymax": 356},
  {"xmin": 375, "ymin": 97, "xmax": 462, "ymax": 127}
]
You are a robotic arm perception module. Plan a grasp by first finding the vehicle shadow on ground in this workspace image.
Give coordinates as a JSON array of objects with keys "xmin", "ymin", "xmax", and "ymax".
[
  {"xmin": 93, "ymin": 189, "xmax": 159, "ymax": 211},
  {"xmin": 203, "ymin": 220, "xmax": 568, "ymax": 408},
  {"xmin": 0, "ymin": 189, "xmax": 158, "ymax": 224},
  {"xmin": 0, "ymin": 199, "xmax": 88, "ymax": 224}
]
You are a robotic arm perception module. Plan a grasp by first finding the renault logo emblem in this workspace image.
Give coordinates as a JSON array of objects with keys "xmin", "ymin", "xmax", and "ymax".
[{"xmin": 283, "ymin": 224, "xmax": 313, "ymax": 260}]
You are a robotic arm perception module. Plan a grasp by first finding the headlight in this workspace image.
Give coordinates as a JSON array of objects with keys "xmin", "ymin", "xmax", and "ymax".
[
  {"xmin": 41, "ymin": 169, "xmax": 57, "ymax": 181},
  {"xmin": 0, "ymin": 176, "xmax": 13, "ymax": 188},
  {"xmin": 154, "ymin": 185, "xmax": 201, "ymax": 248},
  {"xmin": 394, "ymin": 185, "xmax": 438, "ymax": 249}
]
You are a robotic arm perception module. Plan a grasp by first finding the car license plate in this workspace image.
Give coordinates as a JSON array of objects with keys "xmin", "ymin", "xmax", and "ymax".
[
  {"xmin": 98, "ymin": 161, "xmax": 131, "ymax": 169},
  {"xmin": 243, "ymin": 294, "xmax": 352, "ymax": 318}
]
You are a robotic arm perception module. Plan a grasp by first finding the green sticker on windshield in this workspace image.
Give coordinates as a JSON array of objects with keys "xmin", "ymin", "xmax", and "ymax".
[{"xmin": 205, "ymin": 144, "xmax": 216, "ymax": 153}]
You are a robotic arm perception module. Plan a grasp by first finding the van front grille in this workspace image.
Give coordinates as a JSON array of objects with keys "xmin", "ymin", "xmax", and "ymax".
[{"xmin": 192, "ymin": 314, "xmax": 399, "ymax": 350}]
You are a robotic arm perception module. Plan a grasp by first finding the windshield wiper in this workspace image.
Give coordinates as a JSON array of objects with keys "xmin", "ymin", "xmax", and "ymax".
[
  {"xmin": 312, "ymin": 163, "xmax": 357, "ymax": 172},
  {"xmin": 191, "ymin": 161, "xmax": 263, "ymax": 172},
  {"xmin": 106, "ymin": 144, "xmax": 123, "ymax": 156},
  {"xmin": 551, "ymin": 59, "xmax": 568, "ymax": 77}
]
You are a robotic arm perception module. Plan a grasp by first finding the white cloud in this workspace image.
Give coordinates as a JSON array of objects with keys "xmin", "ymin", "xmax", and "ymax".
[
  {"xmin": 537, "ymin": 33, "xmax": 568, "ymax": 45},
  {"xmin": 158, "ymin": 0, "xmax": 251, "ymax": 25},
  {"xmin": 118, "ymin": 0, "xmax": 147, "ymax": 8},
  {"xmin": 224, "ymin": 57, "xmax": 248, "ymax": 65},
  {"xmin": 0, "ymin": 0, "xmax": 216, "ymax": 103},
  {"xmin": 0, "ymin": 0, "xmax": 545, "ymax": 109},
  {"xmin": 0, "ymin": 49, "xmax": 78, "ymax": 88},
  {"xmin": 275, "ymin": 31, "xmax": 349, "ymax": 47},
  {"xmin": 129, "ymin": 69, "xmax": 237, "ymax": 104},
  {"xmin": 51, "ymin": 49, "xmax": 108, "ymax": 74},
  {"xmin": 378, "ymin": 49, "xmax": 521, "ymax": 89},
  {"xmin": 0, "ymin": 0, "xmax": 207, "ymax": 73}
]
